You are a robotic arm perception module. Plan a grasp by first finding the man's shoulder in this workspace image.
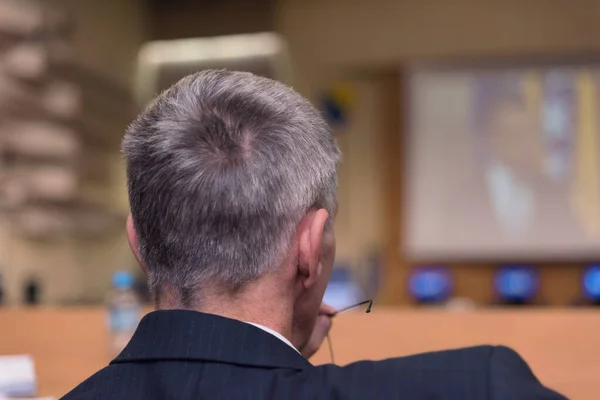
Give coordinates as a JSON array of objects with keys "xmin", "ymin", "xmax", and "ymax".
[
  {"xmin": 61, "ymin": 365, "xmax": 121, "ymax": 400},
  {"xmin": 62, "ymin": 363, "xmax": 154, "ymax": 400},
  {"xmin": 60, "ymin": 346, "xmax": 494, "ymax": 399},
  {"xmin": 62, "ymin": 346, "xmax": 565, "ymax": 400},
  {"xmin": 310, "ymin": 345, "xmax": 565, "ymax": 400},
  {"xmin": 294, "ymin": 346, "xmax": 493, "ymax": 399},
  {"xmin": 321, "ymin": 344, "xmax": 496, "ymax": 372},
  {"xmin": 315, "ymin": 345, "xmax": 495, "ymax": 381}
]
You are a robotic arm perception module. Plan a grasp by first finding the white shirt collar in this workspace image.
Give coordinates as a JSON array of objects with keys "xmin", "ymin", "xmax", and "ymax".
[{"xmin": 245, "ymin": 322, "xmax": 300, "ymax": 354}]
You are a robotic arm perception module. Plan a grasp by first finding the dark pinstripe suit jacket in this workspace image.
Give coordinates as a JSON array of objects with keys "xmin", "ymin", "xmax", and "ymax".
[{"xmin": 62, "ymin": 310, "xmax": 567, "ymax": 400}]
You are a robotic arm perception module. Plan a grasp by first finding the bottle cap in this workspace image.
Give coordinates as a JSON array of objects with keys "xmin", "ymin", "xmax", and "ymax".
[{"xmin": 112, "ymin": 270, "xmax": 134, "ymax": 289}]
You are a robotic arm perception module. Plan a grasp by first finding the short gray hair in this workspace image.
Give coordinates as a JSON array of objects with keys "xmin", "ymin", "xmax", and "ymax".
[{"xmin": 122, "ymin": 70, "xmax": 340, "ymax": 304}]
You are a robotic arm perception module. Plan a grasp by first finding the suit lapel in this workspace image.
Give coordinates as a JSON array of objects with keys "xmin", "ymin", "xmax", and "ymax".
[{"xmin": 111, "ymin": 310, "xmax": 311, "ymax": 371}]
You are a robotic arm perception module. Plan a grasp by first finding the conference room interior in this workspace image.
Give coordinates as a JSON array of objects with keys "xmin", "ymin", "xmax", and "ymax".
[{"xmin": 1, "ymin": 0, "xmax": 600, "ymax": 399}]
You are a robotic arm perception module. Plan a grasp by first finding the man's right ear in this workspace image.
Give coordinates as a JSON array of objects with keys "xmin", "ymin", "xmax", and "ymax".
[
  {"xmin": 296, "ymin": 209, "xmax": 328, "ymax": 290},
  {"xmin": 126, "ymin": 214, "xmax": 148, "ymax": 277}
]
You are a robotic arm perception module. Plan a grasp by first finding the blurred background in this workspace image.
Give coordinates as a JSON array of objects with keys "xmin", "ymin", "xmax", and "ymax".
[
  {"xmin": 2, "ymin": 0, "xmax": 600, "ymax": 309},
  {"xmin": 3, "ymin": 1, "xmax": 600, "ymax": 398}
]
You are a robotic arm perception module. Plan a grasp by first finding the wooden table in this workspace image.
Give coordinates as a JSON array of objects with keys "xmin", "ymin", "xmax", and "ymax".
[{"xmin": 0, "ymin": 308, "xmax": 597, "ymax": 399}]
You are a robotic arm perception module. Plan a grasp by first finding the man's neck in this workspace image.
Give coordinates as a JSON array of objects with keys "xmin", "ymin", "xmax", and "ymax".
[{"xmin": 156, "ymin": 278, "xmax": 295, "ymax": 342}]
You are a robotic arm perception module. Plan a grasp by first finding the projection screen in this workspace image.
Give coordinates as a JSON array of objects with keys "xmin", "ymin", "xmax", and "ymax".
[{"xmin": 404, "ymin": 62, "xmax": 600, "ymax": 260}]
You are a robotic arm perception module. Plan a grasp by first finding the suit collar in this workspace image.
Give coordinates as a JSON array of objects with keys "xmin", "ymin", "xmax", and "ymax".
[
  {"xmin": 111, "ymin": 310, "xmax": 311, "ymax": 371},
  {"xmin": 245, "ymin": 321, "xmax": 300, "ymax": 353}
]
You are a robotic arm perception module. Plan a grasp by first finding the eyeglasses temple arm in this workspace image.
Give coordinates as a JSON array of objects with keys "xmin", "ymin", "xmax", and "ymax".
[{"xmin": 331, "ymin": 299, "xmax": 373, "ymax": 317}]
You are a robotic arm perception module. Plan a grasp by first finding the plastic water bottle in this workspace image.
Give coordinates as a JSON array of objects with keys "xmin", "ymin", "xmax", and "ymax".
[
  {"xmin": 0, "ymin": 269, "xmax": 4, "ymax": 305},
  {"xmin": 107, "ymin": 270, "xmax": 141, "ymax": 356}
]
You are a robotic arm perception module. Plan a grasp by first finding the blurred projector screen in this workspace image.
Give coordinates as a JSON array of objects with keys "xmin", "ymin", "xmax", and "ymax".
[{"xmin": 404, "ymin": 62, "xmax": 600, "ymax": 260}]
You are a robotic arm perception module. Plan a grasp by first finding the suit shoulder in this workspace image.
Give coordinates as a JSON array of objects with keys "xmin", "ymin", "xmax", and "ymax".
[
  {"xmin": 61, "ymin": 365, "xmax": 132, "ymax": 400},
  {"xmin": 489, "ymin": 345, "xmax": 528, "ymax": 364},
  {"xmin": 367, "ymin": 345, "xmax": 497, "ymax": 366},
  {"xmin": 310, "ymin": 346, "xmax": 495, "ymax": 398},
  {"xmin": 487, "ymin": 345, "xmax": 540, "ymax": 382},
  {"xmin": 319, "ymin": 345, "xmax": 496, "ymax": 375},
  {"xmin": 310, "ymin": 346, "xmax": 565, "ymax": 399},
  {"xmin": 487, "ymin": 346, "xmax": 567, "ymax": 399}
]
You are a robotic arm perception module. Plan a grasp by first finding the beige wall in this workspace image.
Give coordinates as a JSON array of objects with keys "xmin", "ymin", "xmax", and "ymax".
[
  {"xmin": 333, "ymin": 79, "xmax": 385, "ymax": 267},
  {"xmin": 278, "ymin": 0, "xmax": 600, "ymax": 108},
  {"xmin": 278, "ymin": 0, "xmax": 600, "ymax": 107},
  {"xmin": 279, "ymin": 0, "xmax": 600, "ymax": 70},
  {"xmin": 276, "ymin": 0, "xmax": 600, "ymax": 101}
]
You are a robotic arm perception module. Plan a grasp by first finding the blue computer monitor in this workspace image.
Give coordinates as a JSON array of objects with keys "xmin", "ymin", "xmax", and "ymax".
[
  {"xmin": 408, "ymin": 266, "xmax": 452, "ymax": 303},
  {"xmin": 582, "ymin": 265, "xmax": 600, "ymax": 302},
  {"xmin": 494, "ymin": 265, "xmax": 539, "ymax": 303}
]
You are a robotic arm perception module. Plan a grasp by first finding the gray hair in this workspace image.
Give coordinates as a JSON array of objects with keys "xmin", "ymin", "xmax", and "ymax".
[{"xmin": 122, "ymin": 70, "xmax": 340, "ymax": 304}]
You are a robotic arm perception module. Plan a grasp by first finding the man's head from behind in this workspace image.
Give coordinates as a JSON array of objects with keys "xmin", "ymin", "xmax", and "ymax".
[{"xmin": 122, "ymin": 70, "xmax": 340, "ymax": 348}]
